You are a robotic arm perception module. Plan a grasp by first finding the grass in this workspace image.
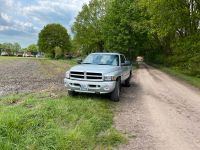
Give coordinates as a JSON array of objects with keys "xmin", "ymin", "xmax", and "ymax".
[
  {"xmin": 153, "ymin": 64, "xmax": 200, "ymax": 89},
  {"xmin": 0, "ymin": 93, "xmax": 126, "ymax": 150}
]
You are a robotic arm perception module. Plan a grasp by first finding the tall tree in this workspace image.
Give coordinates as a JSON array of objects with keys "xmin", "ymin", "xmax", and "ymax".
[
  {"xmin": 103, "ymin": 0, "xmax": 150, "ymax": 59},
  {"xmin": 72, "ymin": 0, "xmax": 106, "ymax": 54},
  {"xmin": 38, "ymin": 24, "xmax": 71, "ymax": 58}
]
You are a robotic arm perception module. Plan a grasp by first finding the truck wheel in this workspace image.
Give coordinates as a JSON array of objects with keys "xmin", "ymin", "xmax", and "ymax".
[
  {"xmin": 125, "ymin": 72, "xmax": 132, "ymax": 87},
  {"xmin": 110, "ymin": 79, "xmax": 120, "ymax": 102},
  {"xmin": 68, "ymin": 90, "xmax": 77, "ymax": 96}
]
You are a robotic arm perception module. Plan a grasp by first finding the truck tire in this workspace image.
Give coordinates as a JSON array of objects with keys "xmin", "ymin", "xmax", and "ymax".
[
  {"xmin": 68, "ymin": 90, "xmax": 77, "ymax": 96},
  {"xmin": 110, "ymin": 79, "xmax": 120, "ymax": 102},
  {"xmin": 125, "ymin": 72, "xmax": 132, "ymax": 87}
]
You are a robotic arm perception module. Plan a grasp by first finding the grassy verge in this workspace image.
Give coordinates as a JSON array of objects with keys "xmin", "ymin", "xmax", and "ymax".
[
  {"xmin": 153, "ymin": 64, "xmax": 200, "ymax": 89},
  {"xmin": 0, "ymin": 93, "xmax": 125, "ymax": 149}
]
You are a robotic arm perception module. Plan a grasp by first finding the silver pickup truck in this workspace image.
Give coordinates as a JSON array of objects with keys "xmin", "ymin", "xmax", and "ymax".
[{"xmin": 64, "ymin": 53, "xmax": 132, "ymax": 101}]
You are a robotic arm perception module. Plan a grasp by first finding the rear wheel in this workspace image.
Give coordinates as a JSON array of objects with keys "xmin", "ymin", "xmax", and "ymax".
[
  {"xmin": 110, "ymin": 79, "xmax": 120, "ymax": 102},
  {"xmin": 125, "ymin": 72, "xmax": 132, "ymax": 87}
]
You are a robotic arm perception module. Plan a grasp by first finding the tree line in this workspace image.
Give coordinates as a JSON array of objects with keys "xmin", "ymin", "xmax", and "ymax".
[
  {"xmin": 0, "ymin": 43, "xmax": 38, "ymax": 54},
  {"xmin": 72, "ymin": 0, "xmax": 200, "ymax": 77},
  {"xmin": 1, "ymin": 0, "xmax": 199, "ymax": 76},
  {"xmin": 0, "ymin": 43, "xmax": 21, "ymax": 54}
]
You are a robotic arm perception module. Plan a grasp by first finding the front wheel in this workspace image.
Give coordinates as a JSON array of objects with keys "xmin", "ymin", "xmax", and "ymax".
[
  {"xmin": 110, "ymin": 79, "xmax": 120, "ymax": 102},
  {"xmin": 68, "ymin": 90, "xmax": 77, "ymax": 96}
]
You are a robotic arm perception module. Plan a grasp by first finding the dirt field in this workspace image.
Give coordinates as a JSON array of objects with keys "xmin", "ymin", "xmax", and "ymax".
[
  {"xmin": 115, "ymin": 64, "xmax": 200, "ymax": 150},
  {"xmin": 0, "ymin": 57, "xmax": 71, "ymax": 96}
]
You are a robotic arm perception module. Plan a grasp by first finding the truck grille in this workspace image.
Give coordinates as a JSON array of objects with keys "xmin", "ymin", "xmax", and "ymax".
[{"xmin": 70, "ymin": 71, "xmax": 103, "ymax": 81}]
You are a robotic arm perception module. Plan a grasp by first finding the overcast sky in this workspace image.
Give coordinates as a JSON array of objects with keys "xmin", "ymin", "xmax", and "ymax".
[{"xmin": 0, "ymin": 0, "xmax": 90, "ymax": 47}]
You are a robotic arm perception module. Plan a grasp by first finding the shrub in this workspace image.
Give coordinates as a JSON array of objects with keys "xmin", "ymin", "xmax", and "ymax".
[{"xmin": 170, "ymin": 33, "xmax": 200, "ymax": 77}]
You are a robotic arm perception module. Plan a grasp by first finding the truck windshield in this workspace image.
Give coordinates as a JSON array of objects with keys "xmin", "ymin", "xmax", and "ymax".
[{"xmin": 82, "ymin": 54, "xmax": 119, "ymax": 66}]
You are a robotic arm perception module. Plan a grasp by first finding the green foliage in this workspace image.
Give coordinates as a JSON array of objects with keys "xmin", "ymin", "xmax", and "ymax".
[
  {"xmin": 72, "ymin": 0, "xmax": 200, "ymax": 76},
  {"xmin": 13, "ymin": 43, "xmax": 21, "ymax": 52},
  {"xmin": 38, "ymin": 24, "xmax": 71, "ymax": 58},
  {"xmin": 103, "ymin": 0, "xmax": 152, "ymax": 59},
  {"xmin": 169, "ymin": 33, "xmax": 200, "ymax": 77},
  {"xmin": 54, "ymin": 46, "xmax": 63, "ymax": 59},
  {"xmin": 0, "ymin": 94, "xmax": 125, "ymax": 149},
  {"xmin": 27, "ymin": 44, "xmax": 38, "ymax": 53},
  {"xmin": 0, "ymin": 42, "xmax": 21, "ymax": 53},
  {"xmin": 72, "ymin": 0, "xmax": 106, "ymax": 54}
]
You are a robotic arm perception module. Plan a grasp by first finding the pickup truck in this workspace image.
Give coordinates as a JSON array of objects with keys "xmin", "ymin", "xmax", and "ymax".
[{"xmin": 64, "ymin": 53, "xmax": 132, "ymax": 101}]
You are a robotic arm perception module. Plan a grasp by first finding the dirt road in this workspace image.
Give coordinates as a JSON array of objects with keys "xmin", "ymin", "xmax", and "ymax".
[{"xmin": 115, "ymin": 64, "xmax": 200, "ymax": 150}]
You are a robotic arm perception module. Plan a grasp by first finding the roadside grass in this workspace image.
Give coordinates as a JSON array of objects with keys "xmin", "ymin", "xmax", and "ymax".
[
  {"xmin": 153, "ymin": 64, "xmax": 200, "ymax": 89},
  {"xmin": 0, "ymin": 93, "xmax": 126, "ymax": 149}
]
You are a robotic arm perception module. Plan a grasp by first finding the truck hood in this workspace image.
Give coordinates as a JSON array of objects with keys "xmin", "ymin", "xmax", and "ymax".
[{"xmin": 70, "ymin": 64, "xmax": 119, "ymax": 74}]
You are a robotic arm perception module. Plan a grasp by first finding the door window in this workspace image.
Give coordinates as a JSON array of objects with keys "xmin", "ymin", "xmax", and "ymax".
[{"xmin": 121, "ymin": 55, "xmax": 126, "ymax": 64}]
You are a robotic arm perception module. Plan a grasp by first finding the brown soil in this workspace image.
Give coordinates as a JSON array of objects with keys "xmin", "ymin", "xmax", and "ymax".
[
  {"xmin": 0, "ymin": 58, "xmax": 68, "ymax": 96},
  {"xmin": 115, "ymin": 64, "xmax": 200, "ymax": 150}
]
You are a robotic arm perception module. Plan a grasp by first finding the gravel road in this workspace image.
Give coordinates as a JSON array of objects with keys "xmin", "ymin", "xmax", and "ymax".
[{"xmin": 115, "ymin": 64, "xmax": 200, "ymax": 150}]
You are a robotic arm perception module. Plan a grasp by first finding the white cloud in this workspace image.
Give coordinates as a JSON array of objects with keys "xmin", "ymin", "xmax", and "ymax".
[
  {"xmin": 0, "ymin": 0, "xmax": 90, "ymax": 47},
  {"xmin": 1, "ymin": 13, "xmax": 12, "ymax": 23}
]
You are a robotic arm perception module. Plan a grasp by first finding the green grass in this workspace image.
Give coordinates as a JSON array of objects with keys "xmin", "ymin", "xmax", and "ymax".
[
  {"xmin": 154, "ymin": 65, "xmax": 200, "ymax": 89},
  {"xmin": 0, "ymin": 93, "xmax": 125, "ymax": 150}
]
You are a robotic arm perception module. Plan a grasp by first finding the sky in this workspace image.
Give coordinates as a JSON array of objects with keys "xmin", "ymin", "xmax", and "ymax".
[{"xmin": 0, "ymin": 0, "xmax": 90, "ymax": 48}]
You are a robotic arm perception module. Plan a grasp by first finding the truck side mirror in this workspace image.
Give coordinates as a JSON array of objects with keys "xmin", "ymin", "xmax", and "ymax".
[{"xmin": 122, "ymin": 61, "xmax": 131, "ymax": 66}]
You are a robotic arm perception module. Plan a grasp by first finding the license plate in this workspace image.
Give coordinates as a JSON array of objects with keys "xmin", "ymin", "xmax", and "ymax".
[{"xmin": 80, "ymin": 84, "xmax": 88, "ymax": 91}]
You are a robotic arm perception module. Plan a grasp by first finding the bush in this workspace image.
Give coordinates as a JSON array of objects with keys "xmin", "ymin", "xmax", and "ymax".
[
  {"xmin": 55, "ymin": 46, "xmax": 63, "ymax": 59},
  {"xmin": 169, "ymin": 33, "xmax": 200, "ymax": 77}
]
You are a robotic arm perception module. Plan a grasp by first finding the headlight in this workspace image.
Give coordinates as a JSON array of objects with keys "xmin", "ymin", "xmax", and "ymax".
[
  {"xmin": 65, "ymin": 71, "xmax": 70, "ymax": 79},
  {"xmin": 104, "ymin": 76, "xmax": 117, "ymax": 81}
]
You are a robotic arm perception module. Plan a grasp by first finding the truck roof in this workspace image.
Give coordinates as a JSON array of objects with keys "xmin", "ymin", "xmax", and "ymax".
[{"xmin": 91, "ymin": 52, "xmax": 121, "ymax": 55}]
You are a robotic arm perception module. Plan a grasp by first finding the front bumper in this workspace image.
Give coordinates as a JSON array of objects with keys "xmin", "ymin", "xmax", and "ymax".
[{"xmin": 64, "ymin": 78, "xmax": 116, "ymax": 94}]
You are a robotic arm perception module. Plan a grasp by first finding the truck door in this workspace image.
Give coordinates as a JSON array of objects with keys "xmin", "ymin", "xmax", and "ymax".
[{"xmin": 120, "ymin": 55, "xmax": 129, "ymax": 81}]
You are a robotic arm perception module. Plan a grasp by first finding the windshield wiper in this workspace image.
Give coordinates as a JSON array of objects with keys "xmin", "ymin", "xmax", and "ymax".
[
  {"xmin": 82, "ymin": 63, "xmax": 92, "ymax": 64},
  {"xmin": 98, "ymin": 64, "xmax": 109, "ymax": 65}
]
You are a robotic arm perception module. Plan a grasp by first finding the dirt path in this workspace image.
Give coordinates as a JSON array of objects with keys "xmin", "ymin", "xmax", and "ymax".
[{"xmin": 115, "ymin": 64, "xmax": 200, "ymax": 150}]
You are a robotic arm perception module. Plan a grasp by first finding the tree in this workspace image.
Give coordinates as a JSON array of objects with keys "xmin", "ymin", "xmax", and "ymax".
[
  {"xmin": 38, "ymin": 24, "xmax": 71, "ymax": 58},
  {"xmin": 0, "ymin": 42, "xmax": 21, "ymax": 54},
  {"xmin": 72, "ymin": 0, "xmax": 107, "ymax": 54},
  {"xmin": 72, "ymin": 0, "xmax": 200, "ymax": 76},
  {"xmin": 2, "ymin": 43, "xmax": 13, "ymax": 54},
  {"xmin": 0, "ymin": 43, "xmax": 2, "ymax": 54},
  {"xmin": 27, "ymin": 44, "xmax": 38, "ymax": 53},
  {"xmin": 13, "ymin": 43, "xmax": 21, "ymax": 53},
  {"xmin": 102, "ymin": 0, "xmax": 151, "ymax": 59}
]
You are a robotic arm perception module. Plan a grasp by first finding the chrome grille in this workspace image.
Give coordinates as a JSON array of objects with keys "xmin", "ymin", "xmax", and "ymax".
[{"xmin": 70, "ymin": 71, "xmax": 103, "ymax": 81}]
